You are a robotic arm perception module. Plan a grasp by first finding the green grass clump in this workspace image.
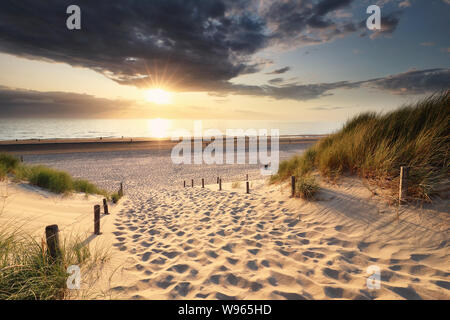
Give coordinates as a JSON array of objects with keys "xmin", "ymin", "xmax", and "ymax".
[
  {"xmin": 0, "ymin": 154, "xmax": 19, "ymax": 173},
  {"xmin": 73, "ymin": 179, "xmax": 106, "ymax": 196},
  {"xmin": 0, "ymin": 154, "xmax": 109, "ymax": 197},
  {"xmin": 273, "ymin": 91, "xmax": 450, "ymax": 201},
  {"xmin": 0, "ymin": 164, "xmax": 7, "ymax": 181},
  {"xmin": 111, "ymin": 192, "xmax": 122, "ymax": 204},
  {"xmin": 295, "ymin": 175, "xmax": 319, "ymax": 200},
  {"xmin": 27, "ymin": 166, "xmax": 73, "ymax": 194},
  {"xmin": 0, "ymin": 228, "xmax": 107, "ymax": 300}
]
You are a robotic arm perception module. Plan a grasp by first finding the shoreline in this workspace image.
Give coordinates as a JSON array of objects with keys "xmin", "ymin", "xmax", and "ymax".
[{"xmin": 0, "ymin": 136, "xmax": 322, "ymax": 155}]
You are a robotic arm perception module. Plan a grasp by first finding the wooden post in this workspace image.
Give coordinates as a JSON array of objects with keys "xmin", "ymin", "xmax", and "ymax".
[
  {"xmin": 94, "ymin": 205, "xmax": 101, "ymax": 235},
  {"xmin": 45, "ymin": 224, "xmax": 60, "ymax": 261},
  {"xmin": 217, "ymin": 177, "xmax": 219, "ymax": 184},
  {"xmin": 291, "ymin": 176, "xmax": 295, "ymax": 197},
  {"xmin": 118, "ymin": 182, "xmax": 123, "ymax": 197},
  {"xmin": 191, "ymin": 179, "xmax": 194, "ymax": 187},
  {"xmin": 183, "ymin": 180, "xmax": 186, "ymax": 188},
  {"xmin": 219, "ymin": 178, "xmax": 222, "ymax": 191},
  {"xmin": 202, "ymin": 178, "xmax": 204, "ymax": 188},
  {"xmin": 399, "ymin": 166, "xmax": 409, "ymax": 204},
  {"xmin": 103, "ymin": 198, "xmax": 109, "ymax": 215},
  {"xmin": 246, "ymin": 181, "xmax": 250, "ymax": 194}
]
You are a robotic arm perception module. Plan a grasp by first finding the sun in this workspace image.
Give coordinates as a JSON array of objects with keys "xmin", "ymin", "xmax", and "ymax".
[
  {"xmin": 144, "ymin": 88, "xmax": 172, "ymax": 105},
  {"xmin": 148, "ymin": 118, "xmax": 171, "ymax": 138}
]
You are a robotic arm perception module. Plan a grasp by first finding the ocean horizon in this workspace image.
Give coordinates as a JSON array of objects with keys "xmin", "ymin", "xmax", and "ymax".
[{"xmin": 0, "ymin": 118, "xmax": 343, "ymax": 140}]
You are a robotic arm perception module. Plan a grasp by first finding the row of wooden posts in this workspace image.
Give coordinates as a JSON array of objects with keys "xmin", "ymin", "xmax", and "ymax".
[
  {"xmin": 44, "ymin": 167, "xmax": 409, "ymax": 260},
  {"xmin": 184, "ymin": 174, "xmax": 250, "ymax": 194},
  {"xmin": 44, "ymin": 182, "xmax": 124, "ymax": 260}
]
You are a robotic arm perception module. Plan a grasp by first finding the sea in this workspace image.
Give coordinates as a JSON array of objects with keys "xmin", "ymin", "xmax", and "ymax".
[{"xmin": 0, "ymin": 118, "xmax": 343, "ymax": 140}]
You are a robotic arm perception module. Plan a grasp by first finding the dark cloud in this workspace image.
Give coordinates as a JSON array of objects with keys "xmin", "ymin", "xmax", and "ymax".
[
  {"xmin": 0, "ymin": 0, "xmax": 268, "ymax": 91},
  {"xmin": 268, "ymin": 78, "xmax": 284, "ymax": 84},
  {"xmin": 224, "ymin": 80, "xmax": 361, "ymax": 101},
  {"xmin": 0, "ymin": 86, "xmax": 136, "ymax": 118},
  {"xmin": 0, "ymin": 68, "xmax": 447, "ymax": 118},
  {"xmin": 0, "ymin": 0, "xmax": 436, "ymax": 106},
  {"xmin": 222, "ymin": 68, "xmax": 450, "ymax": 101},
  {"xmin": 365, "ymin": 68, "xmax": 450, "ymax": 95},
  {"xmin": 0, "ymin": 0, "xmax": 401, "ymax": 95},
  {"xmin": 358, "ymin": 10, "xmax": 402, "ymax": 39},
  {"xmin": 266, "ymin": 67, "xmax": 291, "ymax": 75},
  {"xmin": 263, "ymin": 0, "xmax": 358, "ymax": 46}
]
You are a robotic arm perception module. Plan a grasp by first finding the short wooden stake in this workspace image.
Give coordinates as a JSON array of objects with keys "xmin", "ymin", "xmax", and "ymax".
[
  {"xmin": 219, "ymin": 178, "xmax": 222, "ymax": 191},
  {"xmin": 103, "ymin": 198, "xmax": 109, "ymax": 215},
  {"xmin": 94, "ymin": 205, "xmax": 101, "ymax": 235},
  {"xmin": 118, "ymin": 182, "xmax": 123, "ymax": 197},
  {"xmin": 192, "ymin": 179, "xmax": 194, "ymax": 187},
  {"xmin": 399, "ymin": 166, "xmax": 409, "ymax": 204},
  {"xmin": 246, "ymin": 181, "xmax": 250, "ymax": 194},
  {"xmin": 202, "ymin": 178, "xmax": 204, "ymax": 188},
  {"xmin": 183, "ymin": 180, "xmax": 186, "ymax": 188},
  {"xmin": 45, "ymin": 224, "xmax": 60, "ymax": 261},
  {"xmin": 291, "ymin": 176, "xmax": 296, "ymax": 197}
]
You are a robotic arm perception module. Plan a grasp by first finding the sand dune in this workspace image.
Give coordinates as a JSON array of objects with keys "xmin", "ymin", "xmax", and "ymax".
[
  {"xmin": 1, "ymin": 166, "xmax": 448, "ymax": 299},
  {"xmin": 100, "ymin": 177, "xmax": 449, "ymax": 300}
]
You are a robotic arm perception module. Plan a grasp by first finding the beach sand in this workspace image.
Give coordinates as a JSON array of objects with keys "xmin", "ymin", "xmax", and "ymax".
[
  {"xmin": 97, "ymin": 177, "xmax": 449, "ymax": 300},
  {"xmin": 1, "ymin": 140, "xmax": 448, "ymax": 300},
  {"xmin": 2, "ymin": 176, "xmax": 448, "ymax": 300},
  {"xmin": 0, "ymin": 136, "xmax": 321, "ymax": 155}
]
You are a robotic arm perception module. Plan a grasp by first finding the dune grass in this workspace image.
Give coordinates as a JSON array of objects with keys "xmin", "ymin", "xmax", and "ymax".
[
  {"xmin": 272, "ymin": 91, "xmax": 450, "ymax": 202},
  {"xmin": 111, "ymin": 192, "xmax": 122, "ymax": 204},
  {"xmin": 0, "ymin": 154, "xmax": 20, "ymax": 181},
  {"xmin": 295, "ymin": 175, "xmax": 319, "ymax": 200},
  {"xmin": 0, "ymin": 154, "xmax": 109, "ymax": 197},
  {"xmin": 0, "ymin": 227, "xmax": 108, "ymax": 300}
]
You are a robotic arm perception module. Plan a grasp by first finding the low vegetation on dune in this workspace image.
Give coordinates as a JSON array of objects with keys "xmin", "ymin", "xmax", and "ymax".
[
  {"xmin": 0, "ymin": 153, "xmax": 109, "ymax": 198},
  {"xmin": 0, "ymin": 154, "xmax": 112, "ymax": 299},
  {"xmin": 295, "ymin": 175, "xmax": 320, "ymax": 200},
  {"xmin": 272, "ymin": 91, "xmax": 449, "ymax": 202},
  {"xmin": 0, "ymin": 227, "xmax": 108, "ymax": 300}
]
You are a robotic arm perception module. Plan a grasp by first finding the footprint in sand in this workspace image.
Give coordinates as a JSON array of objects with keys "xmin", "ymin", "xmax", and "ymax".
[
  {"xmin": 162, "ymin": 251, "xmax": 180, "ymax": 259},
  {"xmin": 169, "ymin": 264, "xmax": 189, "ymax": 274},
  {"xmin": 324, "ymin": 286, "xmax": 344, "ymax": 298},
  {"xmin": 246, "ymin": 260, "xmax": 258, "ymax": 271},
  {"xmin": 156, "ymin": 275, "xmax": 175, "ymax": 289},
  {"xmin": 141, "ymin": 252, "xmax": 152, "ymax": 262},
  {"xmin": 322, "ymin": 267, "xmax": 340, "ymax": 280},
  {"xmin": 410, "ymin": 254, "xmax": 430, "ymax": 262},
  {"xmin": 151, "ymin": 257, "xmax": 167, "ymax": 265},
  {"xmin": 215, "ymin": 292, "xmax": 236, "ymax": 300},
  {"xmin": 206, "ymin": 250, "xmax": 219, "ymax": 259},
  {"xmin": 171, "ymin": 282, "xmax": 192, "ymax": 297}
]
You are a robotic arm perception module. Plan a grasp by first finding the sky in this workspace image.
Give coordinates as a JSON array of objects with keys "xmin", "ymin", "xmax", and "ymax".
[{"xmin": 0, "ymin": 0, "xmax": 448, "ymax": 122}]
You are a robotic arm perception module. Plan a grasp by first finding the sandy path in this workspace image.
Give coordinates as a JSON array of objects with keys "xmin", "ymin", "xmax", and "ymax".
[{"xmin": 103, "ymin": 177, "xmax": 449, "ymax": 300}]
